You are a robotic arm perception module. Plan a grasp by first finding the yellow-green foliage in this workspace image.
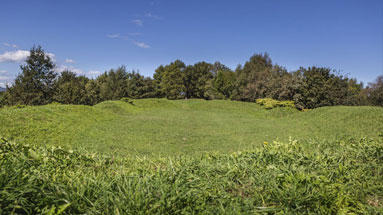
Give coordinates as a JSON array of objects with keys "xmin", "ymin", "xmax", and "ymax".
[
  {"xmin": 1, "ymin": 137, "xmax": 382, "ymax": 214},
  {"xmin": 256, "ymin": 98, "xmax": 295, "ymax": 109}
]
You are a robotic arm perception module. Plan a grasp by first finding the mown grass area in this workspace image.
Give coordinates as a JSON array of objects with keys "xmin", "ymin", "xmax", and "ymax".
[
  {"xmin": 1, "ymin": 137, "xmax": 382, "ymax": 214},
  {"xmin": 0, "ymin": 99, "xmax": 383, "ymax": 156}
]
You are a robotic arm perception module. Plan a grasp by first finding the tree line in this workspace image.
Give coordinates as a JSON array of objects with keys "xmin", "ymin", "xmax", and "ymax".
[{"xmin": 0, "ymin": 46, "xmax": 382, "ymax": 109}]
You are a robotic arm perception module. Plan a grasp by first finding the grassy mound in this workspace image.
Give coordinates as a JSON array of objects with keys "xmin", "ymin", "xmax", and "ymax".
[
  {"xmin": 1, "ymin": 137, "xmax": 382, "ymax": 214},
  {"xmin": 0, "ymin": 99, "xmax": 382, "ymax": 156}
]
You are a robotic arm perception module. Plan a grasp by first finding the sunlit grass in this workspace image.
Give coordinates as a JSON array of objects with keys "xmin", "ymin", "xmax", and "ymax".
[
  {"xmin": 0, "ymin": 99, "xmax": 382, "ymax": 156},
  {"xmin": 1, "ymin": 137, "xmax": 382, "ymax": 214}
]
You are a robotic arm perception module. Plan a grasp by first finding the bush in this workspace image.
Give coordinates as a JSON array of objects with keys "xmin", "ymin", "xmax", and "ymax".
[
  {"xmin": 256, "ymin": 98, "xmax": 295, "ymax": 109},
  {"xmin": 1, "ymin": 137, "xmax": 382, "ymax": 214}
]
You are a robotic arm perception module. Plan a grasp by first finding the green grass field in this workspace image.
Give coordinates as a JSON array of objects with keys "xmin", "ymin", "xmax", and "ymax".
[
  {"xmin": 1, "ymin": 99, "xmax": 383, "ymax": 214},
  {"xmin": 1, "ymin": 98, "xmax": 382, "ymax": 156}
]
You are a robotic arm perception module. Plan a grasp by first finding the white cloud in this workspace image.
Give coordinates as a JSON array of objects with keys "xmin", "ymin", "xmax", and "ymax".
[
  {"xmin": 46, "ymin": 53, "xmax": 56, "ymax": 62},
  {"xmin": 134, "ymin": 41, "xmax": 150, "ymax": 49},
  {"xmin": 0, "ymin": 76, "xmax": 12, "ymax": 87},
  {"xmin": 0, "ymin": 70, "xmax": 7, "ymax": 74},
  {"xmin": 87, "ymin": 70, "xmax": 101, "ymax": 76},
  {"xmin": 144, "ymin": 13, "xmax": 162, "ymax": 20},
  {"xmin": 65, "ymin": 59, "xmax": 76, "ymax": 64},
  {"xmin": 0, "ymin": 50, "xmax": 55, "ymax": 63},
  {"xmin": 0, "ymin": 50, "xmax": 30, "ymax": 63},
  {"xmin": 3, "ymin": 43, "xmax": 17, "ymax": 48},
  {"xmin": 55, "ymin": 65, "xmax": 84, "ymax": 75},
  {"xmin": 0, "ymin": 76, "xmax": 9, "ymax": 81},
  {"xmin": 131, "ymin": 19, "xmax": 143, "ymax": 26}
]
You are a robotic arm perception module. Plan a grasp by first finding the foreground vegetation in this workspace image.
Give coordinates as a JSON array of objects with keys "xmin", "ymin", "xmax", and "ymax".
[
  {"xmin": 1, "ymin": 99, "xmax": 383, "ymax": 156},
  {"xmin": 1, "ymin": 137, "xmax": 382, "ymax": 214}
]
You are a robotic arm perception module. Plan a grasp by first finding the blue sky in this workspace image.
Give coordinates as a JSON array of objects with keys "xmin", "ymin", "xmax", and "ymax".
[{"xmin": 0, "ymin": 0, "xmax": 382, "ymax": 87}]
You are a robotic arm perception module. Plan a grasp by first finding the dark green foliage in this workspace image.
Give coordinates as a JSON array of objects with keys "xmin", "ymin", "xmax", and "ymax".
[
  {"xmin": 54, "ymin": 71, "xmax": 91, "ymax": 105},
  {"xmin": 368, "ymin": 76, "xmax": 383, "ymax": 106},
  {"xmin": 126, "ymin": 71, "xmax": 156, "ymax": 98},
  {"xmin": 184, "ymin": 62, "xmax": 214, "ymax": 99},
  {"xmin": 97, "ymin": 66, "xmax": 128, "ymax": 101},
  {"xmin": 233, "ymin": 53, "xmax": 274, "ymax": 101},
  {"xmin": 3, "ymin": 46, "xmax": 56, "ymax": 106},
  {"xmin": 293, "ymin": 67, "xmax": 364, "ymax": 109},
  {"xmin": 1, "ymin": 137, "xmax": 382, "ymax": 214},
  {"xmin": 154, "ymin": 60, "xmax": 186, "ymax": 99},
  {"xmin": 1, "ymin": 45, "xmax": 380, "ymax": 109},
  {"xmin": 0, "ymin": 92, "xmax": 4, "ymax": 108},
  {"xmin": 209, "ymin": 62, "xmax": 236, "ymax": 99},
  {"xmin": 84, "ymin": 79, "xmax": 101, "ymax": 105},
  {"xmin": 153, "ymin": 65, "xmax": 166, "ymax": 97}
]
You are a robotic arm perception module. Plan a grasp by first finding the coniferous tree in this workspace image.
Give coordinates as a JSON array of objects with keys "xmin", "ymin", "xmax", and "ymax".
[{"xmin": 4, "ymin": 45, "xmax": 56, "ymax": 105}]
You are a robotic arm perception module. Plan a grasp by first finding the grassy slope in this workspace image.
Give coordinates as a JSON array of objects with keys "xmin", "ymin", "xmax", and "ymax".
[{"xmin": 0, "ymin": 98, "xmax": 382, "ymax": 156}]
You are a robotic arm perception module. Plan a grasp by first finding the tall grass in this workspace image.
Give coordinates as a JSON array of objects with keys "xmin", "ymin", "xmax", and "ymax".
[{"xmin": 1, "ymin": 137, "xmax": 382, "ymax": 214}]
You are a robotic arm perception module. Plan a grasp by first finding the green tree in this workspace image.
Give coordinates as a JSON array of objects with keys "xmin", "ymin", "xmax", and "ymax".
[
  {"xmin": 191, "ymin": 62, "xmax": 214, "ymax": 99},
  {"xmin": 85, "ymin": 79, "xmax": 101, "ymax": 105},
  {"xmin": 153, "ymin": 65, "xmax": 166, "ymax": 97},
  {"xmin": 126, "ymin": 71, "xmax": 156, "ymax": 98},
  {"xmin": 97, "ymin": 66, "xmax": 128, "ymax": 101},
  {"xmin": 292, "ymin": 67, "xmax": 363, "ymax": 109},
  {"xmin": 232, "ymin": 53, "xmax": 273, "ymax": 101},
  {"xmin": 154, "ymin": 60, "xmax": 186, "ymax": 99},
  {"xmin": 368, "ymin": 75, "xmax": 383, "ymax": 106},
  {"xmin": 4, "ymin": 46, "xmax": 57, "ymax": 105},
  {"xmin": 54, "ymin": 71, "xmax": 90, "ymax": 105},
  {"xmin": 212, "ymin": 69, "xmax": 236, "ymax": 99}
]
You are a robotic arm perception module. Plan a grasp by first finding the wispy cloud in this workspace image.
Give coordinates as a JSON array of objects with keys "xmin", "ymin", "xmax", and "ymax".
[
  {"xmin": 107, "ymin": 33, "xmax": 142, "ymax": 39},
  {"xmin": 106, "ymin": 32, "xmax": 150, "ymax": 48},
  {"xmin": 46, "ymin": 53, "xmax": 56, "ymax": 62},
  {"xmin": 3, "ymin": 43, "xmax": 17, "ymax": 48},
  {"xmin": 144, "ymin": 13, "xmax": 162, "ymax": 20},
  {"xmin": 0, "ymin": 50, "xmax": 30, "ymax": 63},
  {"xmin": 0, "ymin": 76, "xmax": 12, "ymax": 87},
  {"xmin": 55, "ymin": 65, "xmax": 84, "ymax": 75},
  {"xmin": 87, "ymin": 70, "xmax": 101, "ymax": 76},
  {"xmin": 0, "ymin": 70, "xmax": 7, "ymax": 74},
  {"xmin": 127, "ymin": 32, "xmax": 142, "ymax": 36},
  {"xmin": 107, "ymin": 34, "xmax": 121, "ymax": 39},
  {"xmin": 134, "ymin": 41, "xmax": 150, "ymax": 49},
  {"xmin": 65, "ymin": 59, "xmax": 76, "ymax": 64},
  {"xmin": 131, "ymin": 19, "xmax": 143, "ymax": 26}
]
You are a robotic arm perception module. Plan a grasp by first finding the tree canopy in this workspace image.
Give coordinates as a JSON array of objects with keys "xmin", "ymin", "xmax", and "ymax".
[{"xmin": 1, "ymin": 46, "xmax": 381, "ymax": 109}]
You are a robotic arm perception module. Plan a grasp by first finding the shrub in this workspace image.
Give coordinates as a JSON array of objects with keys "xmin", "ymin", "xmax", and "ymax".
[{"xmin": 256, "ymin": 98, "xmax": 295, "ymax": 109}]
